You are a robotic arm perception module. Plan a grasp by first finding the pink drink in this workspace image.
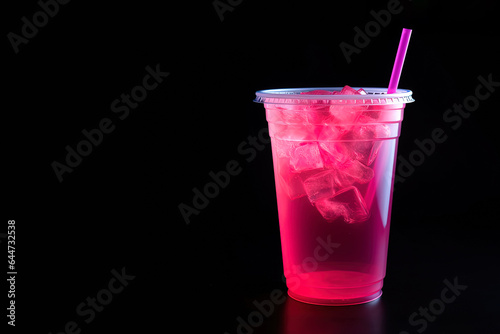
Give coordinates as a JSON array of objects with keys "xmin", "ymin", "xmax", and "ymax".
[{"xmin": 255, "ymin": 87, "xmax": 414, "ymax": 305}]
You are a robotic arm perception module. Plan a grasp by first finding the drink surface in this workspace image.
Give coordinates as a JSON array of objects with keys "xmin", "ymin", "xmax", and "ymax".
[{"xmin": 266, "ymin": 87, "xmax": 402, "ymax": 304}]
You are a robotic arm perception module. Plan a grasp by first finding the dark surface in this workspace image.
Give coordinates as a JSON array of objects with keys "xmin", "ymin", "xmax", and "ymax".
[{"xmin": 4, "ymin": 0, "xmax": 500, "ymax": 333}]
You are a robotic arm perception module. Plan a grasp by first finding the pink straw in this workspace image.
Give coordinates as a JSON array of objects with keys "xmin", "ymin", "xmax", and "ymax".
[{"xmin": 388, "ymin": 28, "xmax": 412, "ymax": 94}]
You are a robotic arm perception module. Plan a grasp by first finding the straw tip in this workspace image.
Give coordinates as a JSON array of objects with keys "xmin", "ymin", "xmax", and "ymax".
[{"xmin": 402, "ymin": 28, "xmax": 412, "ymax": 36}]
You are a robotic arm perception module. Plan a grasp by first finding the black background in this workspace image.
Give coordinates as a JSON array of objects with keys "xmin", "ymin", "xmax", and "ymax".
[{"xmin": 4, "ymin": 0, "xmax": 500, "ymax": 333}]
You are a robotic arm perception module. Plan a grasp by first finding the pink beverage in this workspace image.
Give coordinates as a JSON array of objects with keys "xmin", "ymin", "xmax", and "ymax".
[{"xmin": 255, "ymin": 87, "xmax": 414, "ymax": 305}]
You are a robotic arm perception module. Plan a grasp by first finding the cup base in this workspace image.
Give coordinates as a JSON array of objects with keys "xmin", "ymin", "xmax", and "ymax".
[
  {"xmin": 288, "ymin": 289, "xmax": 382, "ymax": 306},
  {"xmin": 286, "ymin": 270, "xmax": 384, "ymax": 306}
]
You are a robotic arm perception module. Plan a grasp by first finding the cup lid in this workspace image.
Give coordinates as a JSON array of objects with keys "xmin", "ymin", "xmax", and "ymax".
[{"xmin": 254, "ymin": 87, "xmax": 414, "ymax": 105}]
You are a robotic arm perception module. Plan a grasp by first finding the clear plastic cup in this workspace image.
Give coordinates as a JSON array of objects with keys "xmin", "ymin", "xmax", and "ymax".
[{"xmin": 254, "ymin": 87, "xmax": 414, "ymax": 305}]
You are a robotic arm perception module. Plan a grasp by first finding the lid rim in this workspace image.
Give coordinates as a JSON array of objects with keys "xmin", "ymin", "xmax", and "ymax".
[{"xmin": 254, "ymin": 87, "xmax": 414, "ymax": 104}]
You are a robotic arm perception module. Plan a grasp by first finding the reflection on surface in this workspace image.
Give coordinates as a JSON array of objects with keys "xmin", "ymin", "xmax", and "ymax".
[{"xmin": 280, "ymin": 295, "xmax": 386, "ymax": 334}]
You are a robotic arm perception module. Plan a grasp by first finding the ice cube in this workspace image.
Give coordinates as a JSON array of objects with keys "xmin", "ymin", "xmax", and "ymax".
[
  {"xmin": 289, "ymin": 142, "xmax": 324, "ymax": 172},
  {"xmin": 329, "ymin": 105, "xmax": 360, "ymax": 125},
  {"xmin": 279, "ymin": 169, "xmax": 307, "ymax": 200},
  {"xmin": 315, "ymin": 186, "xmax": 369, "ymax": 223},
  {"xmin": 325, "ymin": 159, "xmax": 374, "ymax": 190},
  {"xmin": 273, "ymin": 138, "xmax": 301, "ymax": 158},
  {"xmin": 299, "ymin": 90, "xmax": 333, "ymax": 118},
  {"xmin": 340, "ymin": 85, "xmax": 361, "ymax": 95},
  {"xmin": 317, "ymin": 125, "xmax": 345, "ymax": 141},
  {"xmin": 340, "ymin": 159, "xmax": 374, "ymax": 184},
  {"xmin": 357, "ymin": 111, "xmax": 380, "ymax": 123},
  {"xmin": 328, "ymin": 86, "xmax": 370, "ymax": 124},
  {"xmin": 271, "ymin": 124, "xmax": 316, "ymax": 142},
  {"xmin": 315, "ymin": 199, "xmax": 347, "ymax": 222},
  {"xmin": 265, "ymin": 107, "xmax": 284, "ymax": 124},
  {"xmin": 302, "ymin": 169, "xmax": 336, "ymax": 202},
  {"xmin": 306, "ymin": 108, "xmax": 333, "ymax": 125},
  {"xmin": 318, "ymin": 141, "xmax": 349, "ymax": 168},
  {"xmin": 341, "ymin": 124, "xmax": 390, "ymax": 166},
  {"xmin": 329, "ymin": 105, "xmax": 368, "ymax": 126},
  {"xmin": 274, "ymin": 155, "xmax": 307, "ymax": 200},
  {"xmin": 280, "ymin": 108, "xmax": 308, "ymax": 124}
]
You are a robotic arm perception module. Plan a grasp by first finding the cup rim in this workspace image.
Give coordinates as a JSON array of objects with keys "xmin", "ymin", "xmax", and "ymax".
[{"xmin": 254, "ymin": 87, "xmax": 414, "ymax": 104}]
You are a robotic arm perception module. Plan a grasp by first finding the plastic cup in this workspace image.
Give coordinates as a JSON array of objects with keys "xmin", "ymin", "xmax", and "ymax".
[{"xmin": 254, "ymin": 87, "xmax": 414, "ymax": 306}]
